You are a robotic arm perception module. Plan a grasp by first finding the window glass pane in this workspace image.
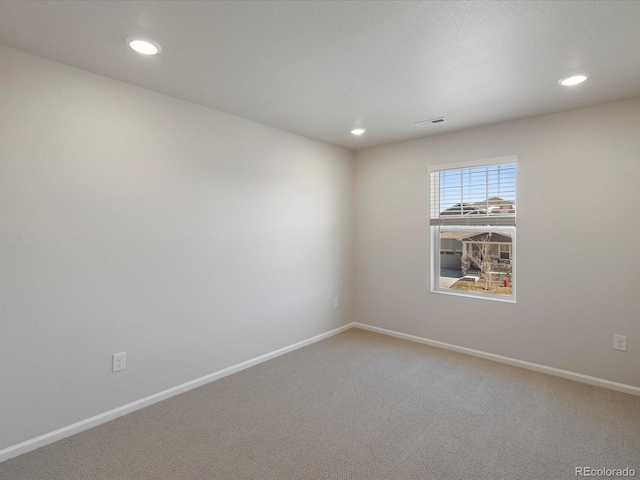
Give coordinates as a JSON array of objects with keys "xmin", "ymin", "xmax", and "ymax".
[
  {"xmin": 434, "ymin": 164, "xmax": 516, "ymax": 221},
  {"xmin": 437, "ymin": 228, "xmax": 513, "ymax": 298}
]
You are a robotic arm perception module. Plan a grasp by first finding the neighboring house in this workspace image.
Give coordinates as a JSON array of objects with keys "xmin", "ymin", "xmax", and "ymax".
[
  {"xmin": 440, "ymin": 231, "xmax": 513, "ymax": 274},
  {"xmin": 438, "ymin": 197, "xmax": 514, "ymax": 276},
  {"xmin": 439, "ymin": 197, "xmax": 515, "ymax": 217}
]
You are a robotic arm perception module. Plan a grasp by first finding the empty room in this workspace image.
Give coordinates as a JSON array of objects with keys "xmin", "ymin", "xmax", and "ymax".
[{"xmin": 1, "ymin": 1, "xmax": 639, "ymax": 479}]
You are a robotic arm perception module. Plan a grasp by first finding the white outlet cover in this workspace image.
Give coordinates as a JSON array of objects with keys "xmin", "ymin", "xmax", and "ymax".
[
  {"xmin": 334, "ymin": 297, "xmax": 339, "ymax": 308},
  {"xmin": 112, "ymin": 352, "xmax": 126, "ymax": 371},
  {"xmin": 613, "ymin": 335, "xmax": 627, "ymax": 352}
]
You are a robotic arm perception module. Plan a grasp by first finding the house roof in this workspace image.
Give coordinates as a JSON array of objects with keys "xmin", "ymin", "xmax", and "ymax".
[
  {"xmin": 440, "ymin": 231, "xmax": 513, "ymax": 243},
  {"xmin": 440, "ymin": 232, "xmax": 475, "ymax": 241},
  {"xmin": 440, "ymin": 197, "xmax": 515, "ymax": 217},
  {"xmin": 460, "ymin": 232, "xmax": 512, "ymax": 243}
]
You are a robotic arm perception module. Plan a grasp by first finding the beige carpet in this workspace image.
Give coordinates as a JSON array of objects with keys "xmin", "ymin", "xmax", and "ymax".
[{"xmin": 1, "ymin": 328, "xmax": 639, "ymax": 480}]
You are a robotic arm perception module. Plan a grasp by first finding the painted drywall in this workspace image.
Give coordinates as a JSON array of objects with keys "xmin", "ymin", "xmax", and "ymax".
[
  {"xmin": 0, "ymin": 45, "xmax": 354, "ymax": 450},
  {"xmin": 354, "ymin": 97, "xmax": 640, "ymax": 388}
]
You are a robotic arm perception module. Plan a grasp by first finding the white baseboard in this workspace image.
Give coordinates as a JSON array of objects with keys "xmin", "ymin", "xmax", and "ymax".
[
  {"xmin": 0, "ymin": 323, "xmax": 355, "ymax": 464},
  {"xmin": 4, "ymin": 321, "xmax": 637, "ymax": 464},
  {"xmin": 353, "ymin": 323, "xmax": 640, "ymax": 396}
]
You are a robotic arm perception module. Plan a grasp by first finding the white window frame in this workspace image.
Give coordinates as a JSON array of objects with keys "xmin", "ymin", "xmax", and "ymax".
[{"xmin": 429, "ymin": 155, "xmax": 517, "ymax": 303}]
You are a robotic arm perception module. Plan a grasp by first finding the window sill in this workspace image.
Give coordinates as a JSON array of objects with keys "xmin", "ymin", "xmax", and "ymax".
[{"xmin": 430, "ymin": 287, "xmax": 516, "ymax": 304}]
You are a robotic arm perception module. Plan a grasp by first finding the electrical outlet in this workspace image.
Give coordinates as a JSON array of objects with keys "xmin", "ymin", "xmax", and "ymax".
[
  {"xmin": 613, "ymin": 335, "xmax": 627, "ymax": 352},
  {"xmin": 112, "ymin": 352, "xmax": 126, "ymax": 372},
  {"xmin": 334, "ymin": 297, "xmax": 339, "ymax": 308}
]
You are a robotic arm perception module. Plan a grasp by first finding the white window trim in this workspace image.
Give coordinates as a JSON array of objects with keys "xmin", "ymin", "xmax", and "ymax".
[
  {"xmin": 429, "ymin": 155, "xmax": 517, "ymax": 303},
  {"xmin": 427, "ymin": 155, "xmax": 517, "ymax": 174}
]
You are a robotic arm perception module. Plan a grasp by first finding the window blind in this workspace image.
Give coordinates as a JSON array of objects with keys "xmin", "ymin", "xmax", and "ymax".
[{"xmin": 430, "ymin": 162, "xmax": 516, "ymax": 226}]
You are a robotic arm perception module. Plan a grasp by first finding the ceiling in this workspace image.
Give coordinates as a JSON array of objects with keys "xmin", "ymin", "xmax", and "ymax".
[{"xmin": 1, "ymin": 1, "xmax": 639, "ymax": 151}]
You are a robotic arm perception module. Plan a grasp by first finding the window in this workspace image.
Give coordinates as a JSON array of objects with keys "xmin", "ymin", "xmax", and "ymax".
[{"xmin": 429, "ymin": 156, "xmax": 516, "ymax": 302}]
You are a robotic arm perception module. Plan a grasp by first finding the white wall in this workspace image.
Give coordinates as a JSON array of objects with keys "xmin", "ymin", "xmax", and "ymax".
[
  {"xmin": 0, "ymin": 45, "xmax": 354, "ymax": 450},
  {"xmin": 2, "ymin": 39, "xmax": 639, "ymax": 456},
  {"xmin": 354, "ymin": 97, "xmax": 640, "ymax": 388}
]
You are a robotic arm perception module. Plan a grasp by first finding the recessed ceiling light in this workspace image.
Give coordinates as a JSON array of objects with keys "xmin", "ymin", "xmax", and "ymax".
[
  {"xmin": 559, "ymin": 75, "xmax": 587, "ymax": 86},
  {"xmin": 126, "ymin": 37, "xmax": 161, "ymax": 55},
  {"xmin": 351, "ymin": 128, "xmax": 366, "ymax": 136}
]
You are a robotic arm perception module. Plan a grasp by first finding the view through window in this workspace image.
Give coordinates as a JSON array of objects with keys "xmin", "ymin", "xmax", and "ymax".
[{"xmin": 429, "ymin": 158, "xmax": 516, "ymax": 301}]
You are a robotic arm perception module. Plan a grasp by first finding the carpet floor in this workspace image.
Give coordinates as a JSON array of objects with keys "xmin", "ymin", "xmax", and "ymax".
[{"xmin": 1, "ymin": 328, "xmax": 639, "ymax": 480}]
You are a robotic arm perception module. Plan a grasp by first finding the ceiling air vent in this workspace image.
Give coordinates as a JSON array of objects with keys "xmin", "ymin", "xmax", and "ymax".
[{"xmin": 414, "ymin": 117, "xmax": 446, "ymax": 127}]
